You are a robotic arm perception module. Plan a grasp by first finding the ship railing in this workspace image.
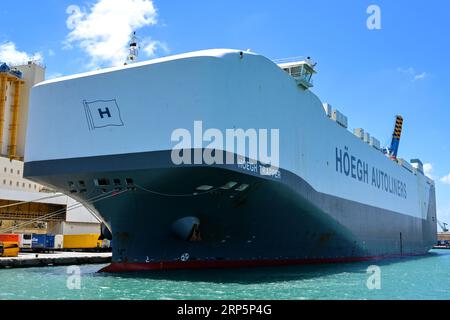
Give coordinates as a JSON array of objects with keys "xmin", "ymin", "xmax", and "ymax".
[{"xmin": 273, "ymin": 56, "xmax": 306, "ymax": 64}]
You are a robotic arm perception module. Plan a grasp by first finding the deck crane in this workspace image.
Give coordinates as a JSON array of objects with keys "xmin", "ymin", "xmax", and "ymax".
[
  {"xmin": 125, "ymin": 31, "xmax": 139, "ymax": 65},
  {"xmin": 387, "ymin": 115, "xmax": 404, "ymax": 160},
  {"xmin": 438, "ymin": 220, "xmax": 449, "ymax": 232}
]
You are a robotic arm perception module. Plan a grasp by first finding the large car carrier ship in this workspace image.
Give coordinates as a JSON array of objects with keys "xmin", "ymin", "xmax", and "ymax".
[{"xmin": 23, "ymin": 48, "xmax": 437, "ymax": 272}]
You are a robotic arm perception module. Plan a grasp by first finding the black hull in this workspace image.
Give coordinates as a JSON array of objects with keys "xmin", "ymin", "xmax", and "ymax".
[{"xmin": 24, "ymin": 151, "xmax": 437, "ymax": 272}]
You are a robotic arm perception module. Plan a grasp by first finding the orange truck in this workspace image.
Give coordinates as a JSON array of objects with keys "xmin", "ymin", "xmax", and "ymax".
[
  {"xmin": 0, "ymin": 241, "xmax": 20, "ymax": 257},
  {"xmin": 0, "ymin": 235, "xmax": 20, "ymax": 257}
]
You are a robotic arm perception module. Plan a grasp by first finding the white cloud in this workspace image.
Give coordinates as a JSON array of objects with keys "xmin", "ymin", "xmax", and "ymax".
[
  {"xmin": 142, "ymin": 39, "xmax": 169, "ymax": 58},
  {"xmin": 423, "ymin": 163, "xmax": 434, "ymax": 179},
  {"xmin": 65, "ymin": 0, "xmax": 164, "ymax": 68},
  {"xmin": 397, "ymin": 67, "xmax": 428, "ymax": 82},
  {"xmin": 414, "ymin": 72, "xmax": 427, "ymax": 81},
  {"xmin": 440, "ymin": 173, "xmax": 450, "ymax": 185},
  {"xmin": 0, "ymin": 42, "xmax": 43, "ymax": 65}
]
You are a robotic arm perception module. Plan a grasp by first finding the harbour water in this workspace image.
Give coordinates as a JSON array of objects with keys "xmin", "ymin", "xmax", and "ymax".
[{"xmin": 1, "ymin": 249, "xmax": 449, "ymax": 300}]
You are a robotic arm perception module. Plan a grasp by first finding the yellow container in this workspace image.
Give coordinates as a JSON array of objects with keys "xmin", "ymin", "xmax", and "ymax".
[
  {"xmin": 63, "ymin": 234, "xmax": 101, "ymax": 249},
  {"xmin": 0, "ymin": 241, "xmax": 20, "ymax": 257}
]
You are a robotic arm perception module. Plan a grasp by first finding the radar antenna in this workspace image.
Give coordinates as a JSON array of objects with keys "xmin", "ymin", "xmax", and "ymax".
[{"xmin": 125, "ymin": 31, "xmax": 139, "ymax": 65}]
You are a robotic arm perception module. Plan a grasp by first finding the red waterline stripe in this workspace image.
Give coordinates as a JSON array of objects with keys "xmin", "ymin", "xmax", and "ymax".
[{"xmin": 99, "ymin": 253, "xmax": 427, "ymax": 273}]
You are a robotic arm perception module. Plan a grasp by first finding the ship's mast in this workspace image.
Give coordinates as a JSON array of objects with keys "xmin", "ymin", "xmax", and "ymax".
[{"xmin": 125, "ymin": 31, "xmax": 139, "ymax": 65}]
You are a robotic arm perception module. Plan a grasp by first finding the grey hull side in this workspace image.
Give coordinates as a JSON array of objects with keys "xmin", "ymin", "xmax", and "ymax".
[{"xmin": 24, "ymin": 150, "xmax": 437, "ymax": 269}]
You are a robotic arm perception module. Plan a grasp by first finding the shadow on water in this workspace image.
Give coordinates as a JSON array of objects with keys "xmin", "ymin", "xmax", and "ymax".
[{"xmin": 97, "ymin": 251, "xmax": 444, "ymax": 284}]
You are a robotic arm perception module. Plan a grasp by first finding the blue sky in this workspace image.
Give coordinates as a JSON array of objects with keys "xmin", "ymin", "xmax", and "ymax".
[{"xmin": 1, "ymin": 0, "xmax": 449, "ymax": 223}]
